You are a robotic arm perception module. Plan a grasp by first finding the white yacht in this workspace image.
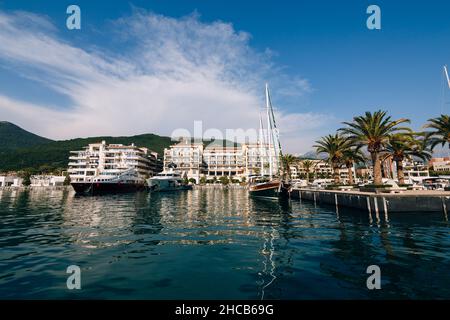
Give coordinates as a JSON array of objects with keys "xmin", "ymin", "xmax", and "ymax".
[
  {"xmin": 71, "ymin": 168, "xmax": 146, "ymax": 195},
  {"xmin": 147, "ymin": 170, "xmax": 192, "ymax": 192},
  {"xmin": 68, "ymin": 141, "xmax": 160, "ymax": 195}
]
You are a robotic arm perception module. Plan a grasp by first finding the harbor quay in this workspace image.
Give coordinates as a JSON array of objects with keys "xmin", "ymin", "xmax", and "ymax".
[{"xmin": 290, "ymin": 188, "xmax": 450, "ymax": 214}]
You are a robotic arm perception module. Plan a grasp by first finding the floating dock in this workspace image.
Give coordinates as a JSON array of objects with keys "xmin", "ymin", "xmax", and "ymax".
[{"xmin": 291, "ymin": 188, "xmax": 450, "ymax": 215}]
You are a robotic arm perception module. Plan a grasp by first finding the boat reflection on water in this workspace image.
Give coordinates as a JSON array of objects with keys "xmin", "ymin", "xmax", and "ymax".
[
  {"xmin": 248, "ymin": 196, "xmax": 293, "ymax": 299},
  {"xmin": 0, "ymin": 188, "xmax": 449, "ymax": 299}
]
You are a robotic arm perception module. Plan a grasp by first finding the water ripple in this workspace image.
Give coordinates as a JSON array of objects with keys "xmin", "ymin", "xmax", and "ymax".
[{"xmin": 0, "ymin": 188, "xmax": 449, "ymax": 299}]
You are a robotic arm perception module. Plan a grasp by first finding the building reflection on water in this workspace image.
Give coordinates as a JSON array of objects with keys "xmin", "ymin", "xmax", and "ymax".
[{"xmin": 0, "ymin": 188, "xmax": 448, "ymax": 299}]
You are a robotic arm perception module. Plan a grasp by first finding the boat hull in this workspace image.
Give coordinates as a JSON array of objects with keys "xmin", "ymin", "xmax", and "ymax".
[
  {"xmin": 71, "ymin": 182, "xmax": 145, "ymax": 195},
  {"xmin": 147, "ymin": 176, "xmax": 192, "ymax": 192},
  {"xmin": 148, "ymin": 184, "xmax": 192, "ymax": 192},
  {"xmin": 248, "ymin": 181, "xmax": 290, "ymax": 199}
]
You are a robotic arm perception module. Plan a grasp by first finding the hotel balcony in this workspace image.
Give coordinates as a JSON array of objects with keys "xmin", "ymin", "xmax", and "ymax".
[
  {"xmin": 69, "ymin": 155, "xmax": 88, "ymax": 161},
  {"xmin": 68, "ymin": 162, "xmax": 87, "ymax": 166}
]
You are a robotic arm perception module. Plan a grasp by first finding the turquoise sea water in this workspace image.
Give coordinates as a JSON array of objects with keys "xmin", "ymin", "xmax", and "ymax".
[{"xmin": 0, "ymin": 188, "xmax": 448, "ymax": 299}]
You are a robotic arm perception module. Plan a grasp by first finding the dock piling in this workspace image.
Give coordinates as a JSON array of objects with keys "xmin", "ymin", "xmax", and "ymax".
[
  {"xmin": 373, "ymin": 197, "xmax": 380, "ymax": 223},
  {"xmin": 366, "ymin": 197, "xmax": 372, "ymax": 214},
  {"xmin": 335, "ymin": 193, "xmax": 339, "ymax": 215},
  {"xmin": 442, "ymin": 197, "xmax": 448, "ymax": 221},
  {"xmin": 382, "ymin": 197, "xmax": 389, "ymax": 222}
]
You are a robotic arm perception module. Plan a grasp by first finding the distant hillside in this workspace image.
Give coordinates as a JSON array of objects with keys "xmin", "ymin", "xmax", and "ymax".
[
  {"xmin": 0, "ymin": 122, "xmax": 173, "ymax": 172},
  {"xmin": 299, "ymin": 150, "xmax": 327, "ymax": 160},
  {"xmin": 0, "ymin": 121, "xmax": 53, "ymax": 149}
]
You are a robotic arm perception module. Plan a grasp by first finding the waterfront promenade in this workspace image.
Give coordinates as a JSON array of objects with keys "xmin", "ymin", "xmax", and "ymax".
[{"xmin": 291, "ymin": 188, "xmax": 450, "ymax": 214}]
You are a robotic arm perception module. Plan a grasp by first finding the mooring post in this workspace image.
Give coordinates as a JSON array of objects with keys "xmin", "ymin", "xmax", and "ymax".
[
  {"xmin": 335, "ymin": 193, "xmax": 339, "ymax": 214},
  {"xmin": 373, "ymin": 197, "xmax": 380, "ymax": 222},
  {"xmin": 367, "ymin": 196, "xmax": 373, "ymax": 224},
  {"xmin": 382, "ymin": 197, "xmax": 389, "ymax": 222},
  {"xmin": 366, "ymin": 196, "xmax": 372, "ymax": 214},
  {"xmin": 313, "ymin": 192, "xmax": 316, "ymax": 205},
  {"xmin": 442, "ymin": 197, "xmax": 448, "ymax": 221}
]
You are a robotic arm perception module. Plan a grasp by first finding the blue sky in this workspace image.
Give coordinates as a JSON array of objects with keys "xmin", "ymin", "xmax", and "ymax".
[{"xmin": 0, "ymin": 0, "xmax": 450, "ymax": 153}]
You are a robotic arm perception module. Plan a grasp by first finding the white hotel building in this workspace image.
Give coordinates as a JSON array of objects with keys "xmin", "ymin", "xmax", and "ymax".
[
  {"xmin": 163, "ymin": 140, "xmax": 205, "ymax": 183},
  {"xmin": 68, "ymin": 141, "xmax": 161, "ymax": 183},
  {"xmin": 163, "ymin": 140, "xmax": 279, "ymax": 183}
]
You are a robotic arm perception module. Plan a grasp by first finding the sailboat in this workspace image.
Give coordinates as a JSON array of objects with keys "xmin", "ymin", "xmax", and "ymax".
[{"xmin": 248, "ymin": 84, "xmax": 291, "ymax": 199}]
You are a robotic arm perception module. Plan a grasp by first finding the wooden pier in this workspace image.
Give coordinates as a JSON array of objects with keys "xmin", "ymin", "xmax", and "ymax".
[{"xmin": 290, "ymin": 188, "xmax": 450, "ymax": 215}]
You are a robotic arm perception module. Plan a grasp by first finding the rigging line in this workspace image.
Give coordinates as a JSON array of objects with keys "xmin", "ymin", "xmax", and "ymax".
[
  {"xmin": 442, "ymin": 66, "xmax": 450, "ymax": 157},
  {"xmin": 267, "ymin": 87, "xmax": 284, "ymax": 177},
  {"xmin": 266, "ymin": 84, "xmax": 274, "ymax": 178},
  {"xmin": 266, "ymin": 84, "xmax": 283, "ymax": 176},
  {"xmin": 444, "ymin": 65, "xmax": 450, "ymax": 90},
  {"xmin": 259, "ymin": 111, "xmax": 267, "ymax": 175},
  {"xmin": 441, "ymin": 66, "xmax": 446, "ymax": 115}
]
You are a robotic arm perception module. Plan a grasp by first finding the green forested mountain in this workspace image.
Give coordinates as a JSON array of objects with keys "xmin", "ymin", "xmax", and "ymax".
[
  {"xmin": 0, "ymin": 122, "xmax": 173, "ymax": 172},
  {"xmin": 0, "ymin": 121, "xmax": 53, "ymax": 149}
]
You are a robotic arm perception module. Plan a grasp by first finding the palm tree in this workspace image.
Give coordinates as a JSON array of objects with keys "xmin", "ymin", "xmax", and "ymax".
[
  {"xmin": 342, "ymin": 146, "xmax": 366, "ymax": 185},
  {"xmin": 339, "ymin": 110, "xmax": 411, "ymax": 185},
  {"xmin": 424, "ymin": 114, "xmax": 450, "ymax": 150},
  {"xmin": 281, "ymin": 154, "xmax": 297, "ymax": 180},
  {"xmin": 301, "ymin": 159, "xmax": 316, "ymax": 182},
  {"xmin": 383, "ymin": 133, "xmax": 432, "ymax": 184},
  {"xmin": 314, "ymin": 134, "xmax": 348, "ymax": 184}
]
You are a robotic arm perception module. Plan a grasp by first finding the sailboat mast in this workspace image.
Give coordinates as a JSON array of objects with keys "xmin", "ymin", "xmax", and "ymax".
[
  {"xmin": 444, "ymin": 65, "xmax": 450, "ymax": 89},
  {"xmin": 266, "ymin": 84, "xmax": 284, "ymax": 177},
  {"xmin": 265, "ymin": 84, "xmax": 274, "ymax": 179},
  {"xmin": 259, "ymin": 113, "xmax": 266, "ymax": 175}
]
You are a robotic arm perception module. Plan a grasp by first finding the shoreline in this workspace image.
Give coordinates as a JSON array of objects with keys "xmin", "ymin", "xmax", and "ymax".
[
  {"xmin": 192, "ymin": 184, "xmax": 247, "ymax": 190},
  {"xmin": 0, "ymin": 186, "xmax": 70, "ymax": 191}
]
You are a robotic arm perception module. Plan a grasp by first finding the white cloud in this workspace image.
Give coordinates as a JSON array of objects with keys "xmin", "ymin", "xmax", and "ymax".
[{"xmin": 0, "ymin": 9, "xmax": 331, "ymax": 153}]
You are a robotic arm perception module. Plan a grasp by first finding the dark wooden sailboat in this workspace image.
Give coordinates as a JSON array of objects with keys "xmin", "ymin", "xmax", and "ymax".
[{"xmin": 249, "ymin": 84, "xmax": 291, "ymax": 199}]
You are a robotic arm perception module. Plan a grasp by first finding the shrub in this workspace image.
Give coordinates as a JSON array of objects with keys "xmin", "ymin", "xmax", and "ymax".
[
  {"xmin": 63, "ymin": 173, "xmax": 71, "ymax": 186},
  {"xmin": 22, "ymin": 173, "xmax": 31, "ymax": 186},
  {"xmin": 219, "ymin": 176, "xmax": 230, "ymax": 185}
]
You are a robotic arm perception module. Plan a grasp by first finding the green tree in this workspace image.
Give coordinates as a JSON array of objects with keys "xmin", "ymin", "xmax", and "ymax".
[
  {"xmin": 63, "ymin": 172, "xmax": 71, "ymax": 186},
  {"xmin": 281, "ymin": 154, "xmax": 297, "ymax": 180},
  {"xmin": 301, "ymin": 159, "xmax": 316, "ymax": 182},
  {"xmin": 424, "ymin": 114, "xmax": 450, "ymax": 150},
  {"xmin": 200, "ymin": 176, "xmax": 207, "ymax": 185},
  {"xmin": 219, "ymin": 176, "xmax": 229, "ymax": 185},
  {"xmin": 21, "ymin": 171, "xmax": 32, "ymax": 186},
  {"xmin": 182, "ymin": 172, "xmax": 189, "ymax": 184},
  {"xmin": 339, "ymin": 110, "xmax": 411, "ymax": 185},
  {"xmin": 314, "ymin": 134, "xmax": 348, "ymax": 184},
  {"xmin": 383, "ymin": 133, "xmax": 431, "ymax": 184},
  {"xmin": 342, "ymin": 146, "xmax": 366, "ymax": 185}
]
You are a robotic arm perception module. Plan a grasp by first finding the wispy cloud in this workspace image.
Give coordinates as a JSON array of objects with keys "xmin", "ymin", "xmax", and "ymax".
[{"xmin": 0, "ymin": 9, "xmax": 332, "ymax": 153}]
